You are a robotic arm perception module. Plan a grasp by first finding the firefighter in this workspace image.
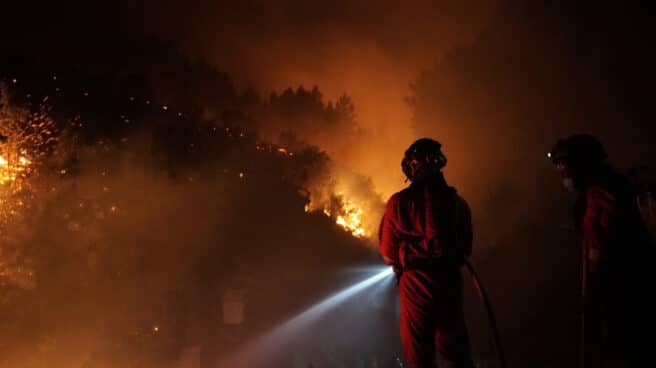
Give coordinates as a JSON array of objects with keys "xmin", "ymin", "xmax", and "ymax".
[
  {"xmin": 379, "ymin": 138, "xmax": 475, "ymax": 368},
  {"xmin": 549, "ymin": 134, "xmax": 655, "ymax": 367}
]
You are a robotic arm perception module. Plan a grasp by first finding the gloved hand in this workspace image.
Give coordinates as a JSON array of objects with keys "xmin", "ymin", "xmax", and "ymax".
[{"xmin": 393, "ymin": 266, "xmax": 403, "ymax": 286}]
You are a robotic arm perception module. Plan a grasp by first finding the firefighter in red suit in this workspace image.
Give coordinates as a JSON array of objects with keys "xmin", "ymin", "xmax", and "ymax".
[
  {"xmin": 379, "ymin": 138, "xmax": 476, "ymax": 368},
  {"xmin": 549, "ymin": 134, "xmax": 655, "ymax": 367}
]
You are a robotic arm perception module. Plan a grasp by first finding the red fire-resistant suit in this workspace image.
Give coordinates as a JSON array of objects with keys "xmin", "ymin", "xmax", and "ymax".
[
  {"xmin": 379, "ymin": 175, "xmax": 475, "ymax": 368},
  {"xmin": 577, "ymin": 171, "xmax": 655, "ymax": 367}
]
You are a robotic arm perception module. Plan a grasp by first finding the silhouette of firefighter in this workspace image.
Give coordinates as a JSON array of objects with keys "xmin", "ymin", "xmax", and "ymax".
[
  {"xmin": 379, "ymin": 138, "xmax": 475, "ymax": 368},
  {"xmin": 549, "ymin": 134, "xmax": 655, "ymax": 367}
]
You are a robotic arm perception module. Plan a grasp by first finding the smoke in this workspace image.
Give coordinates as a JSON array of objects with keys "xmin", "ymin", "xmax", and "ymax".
[
  {"xmin": 135, "ymin": 0, "xmax": 499, "ymax": 198},
  {"xmin": 0, "ymin": 76, "xmax": 392, "ymax": 367},
  {"xmin": 3, "ymin": 1, "xmax": 655, "ymax": 366},
  {"xmin": 407, "ymin": 3, "xmax": 656, "ymax": 364},
  {"xmin": 2, "ymin": 0, "xmax": 502, "ymax": 235}
]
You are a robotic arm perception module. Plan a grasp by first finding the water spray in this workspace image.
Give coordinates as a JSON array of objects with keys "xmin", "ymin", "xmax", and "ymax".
[
  {"xmin": 220, "ymin": 266, "xmax": 395, "ymax": 367},
  {"xmin": 221, "ymin": 262, "xmax": 508, "ymax": 368}
]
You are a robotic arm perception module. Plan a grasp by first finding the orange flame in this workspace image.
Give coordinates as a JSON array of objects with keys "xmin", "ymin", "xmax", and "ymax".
[
  {"xmin": 335, "ymin": 200, "xmax": 366, "ymax": 237},
  {"xmin": 305, "ymin": 196, "xmax": 369, "ymax": 238}
]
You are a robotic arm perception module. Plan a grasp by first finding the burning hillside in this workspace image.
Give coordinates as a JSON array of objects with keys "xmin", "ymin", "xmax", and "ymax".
[{"xmin": 0, "ymin": 72, "xmax": 389, "ymax": 367}]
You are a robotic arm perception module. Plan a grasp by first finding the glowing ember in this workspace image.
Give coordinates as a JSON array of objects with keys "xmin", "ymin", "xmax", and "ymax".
[
  {"xmin": 0, "ymin": 153, "xmax": 32, "ymax": 185},
  {"xmin": 1, "ymin": 85, "xmax": 57, "ymax": 287}
]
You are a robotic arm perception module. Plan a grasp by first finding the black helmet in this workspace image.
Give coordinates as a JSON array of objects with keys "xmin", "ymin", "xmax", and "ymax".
[
  {"xmin": 548, "ymin": 134, "xmax": 607, "ymax": 165},
  {"xmin": 402, "ymin": 138, "xmax": 447, "ymax": 181}
]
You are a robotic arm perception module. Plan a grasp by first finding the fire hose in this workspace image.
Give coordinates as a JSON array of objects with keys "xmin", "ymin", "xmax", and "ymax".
[{"xmin": 464, "ymin": 259, "xmax": 508, "ymax": 368}]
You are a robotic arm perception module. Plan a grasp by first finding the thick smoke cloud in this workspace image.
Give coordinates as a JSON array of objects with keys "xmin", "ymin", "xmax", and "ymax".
[
  {"xmin": 410, "ymin": 1, "xmax": 656, "ymax": 245},
  {"xmin": 408, "ymin": 2, "xmax": 656, "ymax": 364},
  {"xmin": 137, "ymin": 0, "xmax": 499, "ymax": 196},
  {"xmin": 1, "ymin": 79, "xmax": 388, "ymax": 367},
  {"xmin": 2, "ymin": 0, "xmax": 499, "ymax": 208}
]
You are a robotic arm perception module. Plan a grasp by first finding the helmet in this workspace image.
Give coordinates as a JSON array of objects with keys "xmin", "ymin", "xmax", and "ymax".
[
  {"xmin": 548, "ymin": 134, "xmax": 607, "ymax": 165},
  {"xmin": 402, "ymin": 138, "xmax": 447, "ymax": 181}
]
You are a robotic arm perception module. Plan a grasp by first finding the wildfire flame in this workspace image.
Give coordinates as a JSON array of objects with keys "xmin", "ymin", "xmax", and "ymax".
[
  {"xmin": 305, "ymin": 196, "xmax": 368, "ymax": 238},
  {"xmin": 257, "ymin": 142, "xmax": 371, "ymax": 238},
  {"xmin": 335, "ymin": 200, "xmax": 366, "ymax": 237}
]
